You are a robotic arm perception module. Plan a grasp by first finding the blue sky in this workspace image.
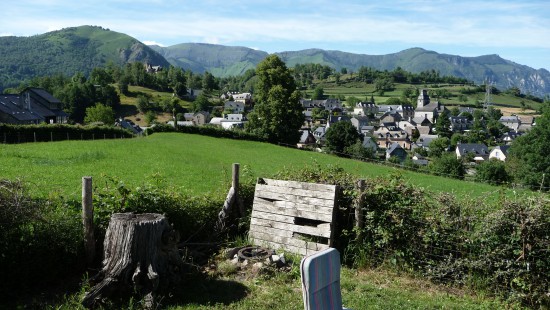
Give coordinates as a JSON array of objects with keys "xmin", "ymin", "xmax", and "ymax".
[{"xmin": 1, "ymin": 0, "xmax": 549, "ymax": 70}]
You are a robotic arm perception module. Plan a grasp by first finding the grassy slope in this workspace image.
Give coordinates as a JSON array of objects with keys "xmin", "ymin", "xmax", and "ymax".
[
  {"xmin": 307, "ymin": 80, "xmax": 541, "ymax": 114},
  {"xmin": 0, "ymin": 133, "xmax": 512, "ymax": 200}
]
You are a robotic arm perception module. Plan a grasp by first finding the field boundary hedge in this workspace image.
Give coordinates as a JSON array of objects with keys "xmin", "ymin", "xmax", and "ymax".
[{"xmin": 0, "ymin": 123, "xmax": 134, "ymax": 144}]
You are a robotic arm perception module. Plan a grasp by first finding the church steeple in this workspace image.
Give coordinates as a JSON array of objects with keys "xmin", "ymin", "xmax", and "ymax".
[{"xmin": 417, "ymin": 89, "xmax": 430, "ymax": 108}]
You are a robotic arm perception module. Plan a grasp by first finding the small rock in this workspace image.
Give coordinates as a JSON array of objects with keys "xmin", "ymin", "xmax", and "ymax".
[
  {"xmin": 252, "ymin": 262, "xmax": 264, "ymax": 272},
  {"xmin": 242, "ymin": 259, "xmax": 249, "ymax": 266},
  {"xmin": 270, "ymin": 254, "xmax": 280, "ymax": 263},
  {"xmin": 230, "ymin": 256, "xmax": 240, "ymax": 265}
]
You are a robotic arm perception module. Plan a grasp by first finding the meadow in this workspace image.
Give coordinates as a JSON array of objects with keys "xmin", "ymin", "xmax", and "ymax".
[
  {"xmin": 0, "ymin": 132, "xmax": 511, "ymax": 200},
  {"xmin": 2, "ymin": 132, "xmax": 544, "ymax": 309}
]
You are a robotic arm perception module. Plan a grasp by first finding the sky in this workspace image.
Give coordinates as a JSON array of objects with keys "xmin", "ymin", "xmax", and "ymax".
[{"xmin": 1, "ymin": 0, "xmax": 549, "ymax": 70}]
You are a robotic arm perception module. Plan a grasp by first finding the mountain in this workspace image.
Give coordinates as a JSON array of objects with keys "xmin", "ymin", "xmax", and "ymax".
[
  {"xmin": 150, "ymin": 43, "xmax": 268, "ymax": 77},
  {"xmin": 0, "ymin": 25, "xmax": 169, "ymax": 90},
  {"xmin": 152, "ymin": 44, "xmax": 550, "ymax": 97},
  {"xmin": 1, "ymin": 26, "xmax": 548, "ymax": 97},
  {"xmin": 275, "ymin": 47, "xmax": 550, "ymax": 97}
]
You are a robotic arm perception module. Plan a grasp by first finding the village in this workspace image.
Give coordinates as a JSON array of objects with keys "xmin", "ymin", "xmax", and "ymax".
[{"xmin": 0, "ymin": 84, "xmax": 534, "ymax": 171}]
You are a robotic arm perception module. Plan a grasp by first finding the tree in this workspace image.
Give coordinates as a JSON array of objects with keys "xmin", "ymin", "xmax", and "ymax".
[
  {"xmin": 192, "ymin": 93, "xmax": 210, "ymax": 112},
  {"xmin": 508, "ymin": 106, "xmax": 550, "ymax": 190},
  {"xmin": 435, "ymin": 111, "xmax": 452, "ymax": 138},
  {"xmin": 345, "ymin": 141, "xmax": 375, "ymax": 160},
  {"xmin": 475, "ymin": 159, "xmax": 510, "ymax": 185},
  {"xmin": 246, "ymin": 55, "xmax": 304, "ymax": 144},
  {"xmin": 312, "ymin": 86, "xmax": 324, "ymax": 100},
  {"xmin": 324, "ymin": 121, "xmax": 361, "ymax": 155},
  {"xmin": 84, "ymin": 103, "xmax": 115, "ymax": 125},
  {"xmin": 428, "ymin": 137, "xmax": 450, "ymax": 158},
  {"xmin": 429, "ymin": 153, "xmax": 465, "ymax": 179}
]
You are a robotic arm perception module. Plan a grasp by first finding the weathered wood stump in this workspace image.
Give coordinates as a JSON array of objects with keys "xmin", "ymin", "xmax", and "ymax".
[{"xmin": 82, "ymin": 213, "xmax": 183, "ymax": 309}]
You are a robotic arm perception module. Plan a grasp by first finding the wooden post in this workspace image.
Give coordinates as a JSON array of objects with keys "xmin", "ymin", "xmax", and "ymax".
[
  {"xmin": 232, "ymin": 163, "xmax": 245, "ymax": 217},
  {"xmin": 355, "ymin": 179, "xmax": 365, "ymax": 242},
  {"xmin": 82, "ymin": 176, "xmax": 95, "ymax": 266},
  {"xmin": 34, "ymin": 132, "xmax": 36, "ymax": 142},
  {"xmin": 50, "ymin": 131, "xmax": 53, "ymax": 142},
  {"xmin": 217, "ymin": 163, "xmax": 242, "ymax": 226}
]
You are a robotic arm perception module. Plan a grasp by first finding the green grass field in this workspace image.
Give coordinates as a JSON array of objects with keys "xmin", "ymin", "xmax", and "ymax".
[{"xmin": 0, "ymin": 133, "xmax": 517, "ymax": 200}]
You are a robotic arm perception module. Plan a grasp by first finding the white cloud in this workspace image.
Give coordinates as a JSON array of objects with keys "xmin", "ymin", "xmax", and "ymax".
[{"xmin": 142, "ymin": 40, "xmax": 166, "ymax": 46}]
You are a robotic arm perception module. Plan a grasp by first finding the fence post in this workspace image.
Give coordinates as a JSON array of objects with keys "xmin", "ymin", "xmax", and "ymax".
[
  {"xmin": 232, "ymin": 163, "xmax": 245, "ymax": 217},
  {"xmin": 34, "ymin": 132, "xmax": 36, "ymax": 143},
  {"xmin": 355, "ymin": 179, "xmax": 365, "ymax": 242},
  {"xmin": 82, "ymin": 176, "xmax": 95, "ymax": 266},
  {"xmin": 50, "ymin": 132, "xmax": 53, "ymax": 142}
]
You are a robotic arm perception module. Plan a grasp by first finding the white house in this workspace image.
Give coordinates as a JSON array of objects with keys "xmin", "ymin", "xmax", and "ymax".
[{"xmin": 489, "ymin": 145, "xmax": 510, "ymax": 161}]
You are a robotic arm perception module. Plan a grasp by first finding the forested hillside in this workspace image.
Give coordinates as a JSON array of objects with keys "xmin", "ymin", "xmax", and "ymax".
[{"xmin": 0, "ymin": 26, "xmax": 169, "ymax": 91}]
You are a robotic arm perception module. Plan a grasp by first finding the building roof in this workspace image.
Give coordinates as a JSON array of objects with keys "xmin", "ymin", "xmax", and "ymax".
[
  {"xmin": 0, "ymin": 95, "xmax": 43, "ymax": 122},
  {"xmin": 386, "ymin": 142, "xmax": 404, "ymax": 155},
  {"xmin": 456, "ymin": 143, "xmax": 489, "ymax": 156}
]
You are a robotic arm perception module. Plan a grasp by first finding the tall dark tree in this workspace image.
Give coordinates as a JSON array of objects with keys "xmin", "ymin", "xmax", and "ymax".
[
  {"xmin": 246, "ymin": 55, "xmax": 304, "ymax": 144},
  {"xmin": 324, "ymin": 121, "xmax": 361, "ymax": 155},
  {"xmin": 435, "ymin": 111, "xmax": 452, "ymax": 138}
]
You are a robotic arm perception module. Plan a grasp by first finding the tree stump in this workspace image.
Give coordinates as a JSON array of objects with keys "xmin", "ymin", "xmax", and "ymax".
[{"xmin": 82, "ymin": 213, "xmax": 183, "ymax": 309}]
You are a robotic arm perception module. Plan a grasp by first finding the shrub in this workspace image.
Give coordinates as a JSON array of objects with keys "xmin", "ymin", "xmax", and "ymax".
[{"xmin": 0, "ymin": 179, "xmax": 84, "ymax": 299}]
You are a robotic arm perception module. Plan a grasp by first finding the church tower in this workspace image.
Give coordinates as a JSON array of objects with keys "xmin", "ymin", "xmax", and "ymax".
[{"xmin": 417, "ymin": 89, "xmax": 430, "ymax": 108}]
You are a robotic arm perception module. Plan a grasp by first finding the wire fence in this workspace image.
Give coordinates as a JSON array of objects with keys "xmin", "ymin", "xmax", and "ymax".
[{"xmin": 279, "ymin": 141, "xmax": 550, "ymax": 192}]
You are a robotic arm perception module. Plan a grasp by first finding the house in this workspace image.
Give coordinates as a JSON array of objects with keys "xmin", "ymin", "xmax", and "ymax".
[
  {"xmin": 450, "ymin": 116, "xmax": 473, "ymax": 132},
  {"xmin": 499, "ymin": 115, "xmax": 521, "ymax": 132},
  {"xmin": 456, "ymin": 143, "xmax": 489, "ymax": 161},
  {"xmin": 327, "ymin": 115, "xmax": 350, "ymax": 129},
  {"xmin": 183, "ymin": 113, "xmax": 195, "ymax": 121},
  {"xmin": 489, "ymin": 145, "xmax": 510, "ymax": 161},
  {"xmin": 353, "ymin": 101, "xmax": 377, "ymax": 116},
  {"xmin": 0, "ymin": 88, "xmax": 68, "ymax": 124},
  {"xmin": 297, "ymin": 129, "xmax": 317, "ymax": 148},
  {"xmin": 412, "ymin": 153, "xmax": 429, "ymax": 166},
  {"xmin": 313, "ymin": 126, "xmax": 327, "ymax": 144},
  {"xmin": 209, "ymin": 117, "xmax": 224, "ymax": 126},
  {"xmin": 193, "ymin": 111, "xmax": 210, "ymax": 125},
  {"xmin": 414, "ymin": 89, "xmax": 447, "ymax": 123},
  {"xmin": 414, "ymin": 134, "xmax": 439, "ymax": 150},
  {"xmin": 350, "ymin": 116, "xmax": 370, "ymax": 133},
  {"xmin": 374, "ymin": 123, "xmax": 410, "ymax": 150},
  {"xmin": 115, "ymin": 118, "xmax": 143, "ymax": 134},
  {"xmin": 167, "ymin": 120, "xmax": 194, "ymax": 127},
  {"xmin": 362, "ymin": 136, "xmax": 378, "ymax": 153},
  {"xmin": 220, "ymin": 113, "xmax": 247, "ymax": 130},
  {"xmin": 144, "ymin": 63, "xmax": 162, "ymax": 73},
  {"xmin": 224, "ymin": 101, "xmax": 245, "ymax": 113},
  {"xmin": 500, "ymin": 131, "xmax": 523, "ymax": 144},
  {"xmin": 379, "ymin": 110, "xmax": 402, "ymax": 123},
  {"xmin": 386, "ymin": 142, "xmax": 407, "ymax": 161}
]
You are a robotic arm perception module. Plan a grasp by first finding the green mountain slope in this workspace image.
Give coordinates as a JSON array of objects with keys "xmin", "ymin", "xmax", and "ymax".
[
  {"xmin": 151, "ymin": 43, "xmax": 268, "ymax": 77},
  {"xmin": 275, "ymin": 47, "xmax": 550, "ymax": 97},
  {"xmin": 0, "ymin": 25, "xmax": 169, "ymax": 90}
]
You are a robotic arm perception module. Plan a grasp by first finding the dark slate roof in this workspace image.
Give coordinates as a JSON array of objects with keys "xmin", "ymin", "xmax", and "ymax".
[
  {"xmin": 493, "ymin": 145, "xmax": 510, "ymax": 155},
  {"xmin": 0, "ymin": 95, "xmax": 42, "ymax": 122},
  {"xmin": 386, "ymin": 142, "xmax": 404, "ymax": 154},
  {"xmin": 450, "ymin": 116, "xmax": 472, "ymax": 124},
  {"xmin": 456, "ymin": 143, "xmax": 489, "ymax": 155},
  {"xmin": 28, "ymin": 87, "xmax": 62, "ymax": 104}
]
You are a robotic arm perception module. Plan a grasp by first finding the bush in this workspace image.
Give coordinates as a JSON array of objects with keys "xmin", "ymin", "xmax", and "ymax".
[
  {"xmin": 146, "ymin": 124, "xmax": 267, "ymax": 143},
  {"xmin": 0, "ymin": 179, "xmax": 84, "ymax": 299},
  {"xmin": 0, "ymin": 123, "xmax": 133, "ymax": 144}
]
